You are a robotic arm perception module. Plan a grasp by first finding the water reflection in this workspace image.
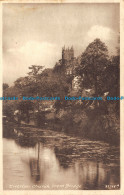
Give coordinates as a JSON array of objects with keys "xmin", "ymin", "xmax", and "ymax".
[
  {"xmin": 3, "ymin": 126, "xmax": 120, "ymax": 190},
  {"xmin": 30, "ymin": 143, "xmax": 40, "ymax": 182}
]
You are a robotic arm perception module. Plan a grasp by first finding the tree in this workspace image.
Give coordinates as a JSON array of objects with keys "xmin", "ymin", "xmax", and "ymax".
[
  {"xmin": 104, "ymin": 42, "xmax": 120, "ymax": 116},
  {"xmin": 28, "ymin": 65, "xmax": 44, "ymax": 82},
  {"xmin": 105, "ymin": 55, "xmax": 120, "ymax": 97},
  {"xmin": 14, "ymin": 65, "xmax": 44, "ymax": 95},
  {"xmin": 77, "ymin": 39, "xmax": 110, "ymax": 96},
  {"xmin": 3, "ymin": 83, "xmax": 9, "ymax": 90},
  {"xmin": 14, "ymin": 65, "xmax": 70, "ymax": 114},
  {"xmin": 17, "ymin": 101, "xmax": 34, "ymax": 123}
]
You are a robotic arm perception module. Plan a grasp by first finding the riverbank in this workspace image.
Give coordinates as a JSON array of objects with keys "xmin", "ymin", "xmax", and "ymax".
[
  {"xmin": 3, "ymin": 106, "xmax": 120, "ymax": 147},
  {"xmin": 32, "ymin": 106, "xmax": 120, "ymax": 146}
]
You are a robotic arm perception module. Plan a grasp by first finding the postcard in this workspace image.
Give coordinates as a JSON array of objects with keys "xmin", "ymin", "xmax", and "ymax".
[{"xmin": 0, "ymin": 1, "xmax": 124, "ymax": 195}]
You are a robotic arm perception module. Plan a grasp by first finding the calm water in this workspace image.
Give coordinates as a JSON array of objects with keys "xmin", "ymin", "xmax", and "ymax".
[{"xmin": 3, "ymin": 125, "xmax": 120, "ymax": 190}]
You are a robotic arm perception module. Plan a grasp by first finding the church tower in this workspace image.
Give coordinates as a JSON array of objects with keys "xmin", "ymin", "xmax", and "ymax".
[
  {"xmin": 62, "ymin": 46, "xmax": 74, "ymax": 63},
  {"xmin": 62, "ymin": 46, "xmax": 75, "ymax": 75}
]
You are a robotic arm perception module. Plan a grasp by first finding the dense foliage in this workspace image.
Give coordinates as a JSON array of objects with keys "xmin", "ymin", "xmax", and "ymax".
[{"xmin": 3, "ymin": 38, "xmax": 120, "ymax": 145}]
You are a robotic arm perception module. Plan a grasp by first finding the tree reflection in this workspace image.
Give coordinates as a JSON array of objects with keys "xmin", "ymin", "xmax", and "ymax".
[
  {"xmin": 54, "ymin": 146, "xmax": 74, "ymax": 169},
  {"xmin": 14, "ymin": 129, "xmax": 37, "ymax": 148},
  {"xmin": 29, "ymin": 142, "xmax": 41, "ymax": 182}
]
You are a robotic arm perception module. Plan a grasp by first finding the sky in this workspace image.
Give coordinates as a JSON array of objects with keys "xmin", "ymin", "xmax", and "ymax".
[{"xmin": 3, "ymin": 3, "xmax": 120, "ymax": 86}]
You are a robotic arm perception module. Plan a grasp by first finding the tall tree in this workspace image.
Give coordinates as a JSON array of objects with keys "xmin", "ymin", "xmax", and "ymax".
[
  {"xmin": 77, "ymin": 39, "xmax": 110, "ymax": 98},
  {"xmin": 3, "ymin": 83, "xmax": 9, "ymax": 91}
]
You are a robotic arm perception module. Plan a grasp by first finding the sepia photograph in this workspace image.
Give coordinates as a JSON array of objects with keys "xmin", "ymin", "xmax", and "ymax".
[{"xmin": 2, "ymin": 2, "xmax": 121, "ymax": 192}]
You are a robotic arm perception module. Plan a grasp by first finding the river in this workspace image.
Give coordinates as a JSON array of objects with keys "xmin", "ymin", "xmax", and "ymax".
[{"xmin": 3, "ymin": 124, "xmax": 120, "ymax": 190}]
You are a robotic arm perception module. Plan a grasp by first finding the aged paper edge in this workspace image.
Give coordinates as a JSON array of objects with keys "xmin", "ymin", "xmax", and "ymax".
[{"xmin": 0, "ymin": 0, "xmax": 124, "ymax": 195}]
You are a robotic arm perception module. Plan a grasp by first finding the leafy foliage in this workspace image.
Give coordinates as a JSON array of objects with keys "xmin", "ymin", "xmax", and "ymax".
[
  {"xmin": 3, "ymin": 83, "xmax": 9, "ymax": 90},
  {"xmin": 3, "ymin": 39, "xmax": 120, "ymax": 145},
  {"xmin": 76, "ymin": 39, "xmax": 110, "ymax": 96}
]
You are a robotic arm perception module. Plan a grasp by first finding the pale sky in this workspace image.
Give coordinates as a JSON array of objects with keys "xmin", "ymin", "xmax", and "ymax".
[{"xmin": 3, "ymin": 3, "xmax": 120, "ymax": 86}]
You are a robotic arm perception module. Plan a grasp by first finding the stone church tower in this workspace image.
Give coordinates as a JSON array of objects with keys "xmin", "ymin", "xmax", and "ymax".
[
  {"xmin": 62, "ymin": 46, "xmax": 75, "ymax": 75},
  {"xmin": 62, "ymin": 46, "xmax": 74, "ymax": 62},
  {"xmin": 54, "ymin": 46, "xmax": 81, "ymax": 91}
]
